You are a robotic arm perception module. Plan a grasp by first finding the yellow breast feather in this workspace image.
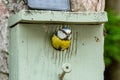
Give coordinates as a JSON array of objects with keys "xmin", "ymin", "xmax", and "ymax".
[{"xmin": 51, "ymin": 35, "xmax": 71, "ymax": 51}]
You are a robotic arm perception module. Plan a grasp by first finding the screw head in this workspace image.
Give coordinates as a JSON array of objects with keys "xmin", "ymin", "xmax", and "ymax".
[{"xmin": 62, "ymin": 63, "xmax": 72, "ymax": 73}]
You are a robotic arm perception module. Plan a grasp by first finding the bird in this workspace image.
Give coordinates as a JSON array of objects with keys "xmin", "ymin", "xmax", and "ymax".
[{"xmin": 51, "ymin": 28, "xmax": 72, "ymax": 51}]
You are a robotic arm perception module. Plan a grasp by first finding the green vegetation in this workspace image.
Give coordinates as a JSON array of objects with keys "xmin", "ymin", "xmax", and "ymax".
[{"xmin": 104, "ymin": 11, "xmax": 120, "ymax": 67}]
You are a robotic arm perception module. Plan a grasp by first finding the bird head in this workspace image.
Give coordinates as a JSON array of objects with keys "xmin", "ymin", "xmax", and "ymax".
[{"xmin": 57, "ymin": 28, "xmax": 72, "ymax": 40}]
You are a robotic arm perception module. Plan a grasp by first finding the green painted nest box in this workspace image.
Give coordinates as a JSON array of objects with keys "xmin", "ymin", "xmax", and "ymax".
[{"xmin": 9, "ymin": 10, "xmax": 107, "ymax": 80}]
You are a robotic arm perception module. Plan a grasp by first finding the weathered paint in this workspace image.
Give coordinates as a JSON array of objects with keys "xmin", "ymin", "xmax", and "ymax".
[
  {"xmin": 9, "ymin": 23, "xmax": 105, "ymax": 80},
  {"xmin": 8, "ymin": 10, "xmax": 108, "ymax": 27},
  {"xmin": 9, "ymin": 26, "xmax": 19, "ymax": 80}
]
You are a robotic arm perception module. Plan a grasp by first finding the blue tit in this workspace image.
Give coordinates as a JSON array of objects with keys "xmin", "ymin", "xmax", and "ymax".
[{"xmin": 51, "ymin": 28, "xmax": 72, "ymax": 51}]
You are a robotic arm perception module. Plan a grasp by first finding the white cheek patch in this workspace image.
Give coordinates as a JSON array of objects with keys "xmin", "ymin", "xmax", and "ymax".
[
  {"xmin": 62, "ymin": 29, "xmax": 71, "ymax": 34},
  {"xmin": 57, "ymin": 31, "xmax": 66, "ymax": 39}
]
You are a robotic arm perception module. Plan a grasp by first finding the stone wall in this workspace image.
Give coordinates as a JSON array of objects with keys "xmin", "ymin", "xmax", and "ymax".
[{"xmin": 0, "ymin": 1, "xmax": 9, "ymax": 80}]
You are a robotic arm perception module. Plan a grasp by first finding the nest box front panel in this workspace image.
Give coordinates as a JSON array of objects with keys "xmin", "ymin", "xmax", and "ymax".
[{"xmin": 10, "ymin": 23, "xmax": 104, "ymax": 80}]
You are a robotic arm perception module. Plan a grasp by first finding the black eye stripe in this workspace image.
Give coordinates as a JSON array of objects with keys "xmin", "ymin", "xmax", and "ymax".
[
  {"xmin": 60, "ymin": 29, "xmax": 72, "ymax": 35},
  {"xmin": 60, "ymin": 29, "xmax": 67, "ymax": 35}
]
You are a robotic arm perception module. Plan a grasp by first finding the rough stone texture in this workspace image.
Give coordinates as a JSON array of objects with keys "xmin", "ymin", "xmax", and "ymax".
[
  {"xmin": 0, "ymin": 51, "xmax": 9, "ymax": 73},
  {"xmin": 0, "ymin": 2, "xmax": 9, "ymax": 52},
  {"xmin": 0, "ymin": 1, "xmax": 9, "ymax": 80},
  {"xmin": 70, "ymin": 0, "xmax": 105, "ymax": 12},
  {"xmin": 7, "ymin": 0, "xmax": 27, "ymax": 15},
  {"xmin": 0, "ymin": 73, "xmax": 8, "ymax": 80}
]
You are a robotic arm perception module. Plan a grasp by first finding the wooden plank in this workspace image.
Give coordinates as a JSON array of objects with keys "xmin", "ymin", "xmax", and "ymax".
[
  {"xmin": 8, "ymin": 10, "xmax": 108, "ymax": 27},
  {"xmin": 9, "ymin": 26, "xmax": 19, "ymax": 80}
]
